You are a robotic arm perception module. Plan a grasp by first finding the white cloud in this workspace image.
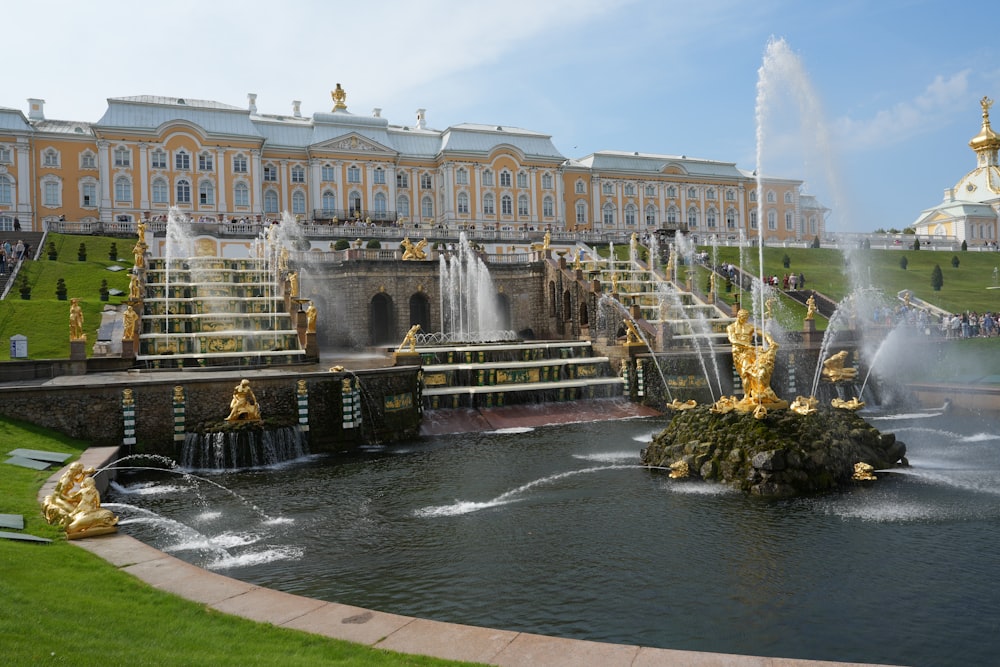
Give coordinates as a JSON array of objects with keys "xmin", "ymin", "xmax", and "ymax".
[{"xmin": 833, "ymin": 70, "xmax": 971, "ymax": 152}]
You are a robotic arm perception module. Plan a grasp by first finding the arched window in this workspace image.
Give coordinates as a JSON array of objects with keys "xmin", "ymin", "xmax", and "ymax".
[
  {"xmin": 198, "ymin": 152, "xmax": 214, "ymax": 172},
  {"xmin": 457, "ymin": 192, "xmax": 469, "ymax": 214},
  {"xmin": 292, "ymin": 190, "xmax": 306, "ymax": 214},
  {"xmin": 421, "ymin": 196, "xmax": 434, "ymax": 218},
  {"xmin": 322, "ymin": 190, "xmax": 336, "ymax": 212},
  {"xmin": 234, "ymin": 182, "xmax": 249, "ymax": 207},
  {"xmin": 726, "ymin": 208, "xmax": 737, "ymax": 228},
  {"xmin": 707, "ymin": 208, "xmax": 717, "ymax": 228},
  {"xmin": 291, "ymin": 165, "xmax": 305, "ymax": 183},
  {"xmin": 602, "ymin": 203, "xmax": 615, "ymax": 225},
  {"xmin": 501, "ymin": 194, "xmax": 513, "ymax": 216},
  {"xmin": 0, "ymin": 175, "xmax": 12, "ymax": 205},
  {"xmin": 263, "ymin": 189, "xmax": 279, "ymax": 214},
  {"xmin": 576, "ymin": 201, "xmax": 587, "ymax": 225},
  {"xmin": 516, "ymin": 171, "xmax": 528, "ymax": 188},
  {"xmin": 749, "ymin": 189, "xmax": 758, "ymax": 202},
  {"xmin": 373, "ymin": 192, "xmax": 387, "ymax": 215},
  {"xmin": 785, "ymin": 211, "xmax": 794, "ymax": 231},
  {"xmin": 542, "ymin": 172, "xmax": 553, "ymax": 190},
  {"xmin": 766, "ymin": 190, "xmax": 776, "ymax": 203},
  {"xmin": 517, "ymin": 194, "xmax": 529, "ymax": 217},
  {"xmin": 456, "ymin": 167, "xmax": 468, "ymax": 185},
  {"xmin": 396, "ymin": 194, "xmax": 409, "ymax": 215},
  {"xmin": 750, "ymin": 210, "xmax": 758, "ymax": 229},
  {"xmin": 198, "ymin": 180, "xmax": 214, "ymax": 206},
  {"xmin": 784, "ymin": 191, "xmax": 793, "ymax": 204},
  {"xmin": 175, "ymin": 150, "xmax": 190, "ymax": 171},
  {"xmin": 115, "ymin": 176, "xmax": 132, "ymax": 203},
  {"xmin": 667, "ymin": 206, "xmax": 678, "ymax": 225},
  {"xmin": 624, "ymin": 204, "xmax": 636, "ymax": 226},
  {"xmin": 687, "ymin": 206, "xmax": 699, "ymax": 228},
  {"xmin": 176, "ymin": 179, "xmax": 191, "ymax": 203},
  {"xmin": 768, "ymin": 210, "xmax": 777, "ymax": 230},
  {"xmin": 500, "ymin": 170, "xmax": 512, "ymax": 187},
  {"xmin": 575, "ymin": 179, "xmax": 586, "ymax": 194},
  {"xmin": 483, "ymin": 193, "xmax": 495, "ymax": 215},
  {"xmin": 483, "ymin": 169, "xmax": 494, "ymax": 186},
  {"xmin": 152, "ymin": 178, "xmax": 169, "ymax": 204},
  {"xmin": 543, "ymin": 196, "xmax": 554, "ymax": 217},
  {"xmin": 645, "ymin": 204, "xmax": 657, "ymax": 226}
]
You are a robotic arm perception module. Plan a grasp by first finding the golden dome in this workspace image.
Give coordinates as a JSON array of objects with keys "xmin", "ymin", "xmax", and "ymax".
[{"xmin": 969, "ymin": 96, "xmax": 1000, "ymax": 151}]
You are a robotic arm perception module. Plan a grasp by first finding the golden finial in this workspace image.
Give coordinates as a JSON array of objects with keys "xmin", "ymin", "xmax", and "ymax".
[
  {"xmin": 331, "ymin": 83, "xmax": 347, "ymax": 111},
  {"xmin": 981, "ymin": 95, "xmax": 993, "ymax": 120}
]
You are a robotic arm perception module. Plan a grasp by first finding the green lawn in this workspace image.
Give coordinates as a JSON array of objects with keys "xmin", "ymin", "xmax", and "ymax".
[
  {"xmin": 2, "ymin": 234, "xmax": 132, "ymax": 360},
  {"xmin": 0, "ymin": 417, "xmax": 479, "ymax": 667}
]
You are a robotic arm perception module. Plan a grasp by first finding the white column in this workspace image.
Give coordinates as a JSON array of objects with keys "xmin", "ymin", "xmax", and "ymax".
[
  {"xmin": 15, "ymin": 139, "xmax": 32, "ymax": 224},
  {"xmin": 215, "ymin": 148, "xmax": 228, "ymax": 214},
  {"xmin": 250, "ymin": 150, "xmax": 263, "ymax": 217},
  {"xmin": 97, "ymin": 140, "xmax": 112, "ymax": 222},
  {"xmin": 138, "ymin": 143, "xmax": 150, "ymax": 210},
  {"xmin": 309, "ymin": 159, "xmax": 322, "ymax": 216}
]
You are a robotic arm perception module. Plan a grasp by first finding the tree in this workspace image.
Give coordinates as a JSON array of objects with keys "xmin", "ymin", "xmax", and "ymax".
[
  {"xmin": 55, "ymin": 278, "xmax": 67, "ymax": 300},
  {"xmin": 931, "ymin": 264, "xmax": 944, "ymax": 291},
  {"xmin": 951, "ymin": 255, "xmax": 960, "ymax": 269},
  {"xmin": 961, "ymin": 240, "xmax": 968, "ymax": 252},
  {"xmin": 109, "ymin": 242, "xmax": 118, "ymax": 261},
  {"xmin": 912, "ymin": 238, "xmax": 921, "ymax": 250},
  {"xmin": 77, "ymin": 242, "xmax": 87, "ymax": 261},
  {"xmin": 899, "ymin": 255, "xmax": 908, "ymax": 270},
  {"xmin": 782, "ymin": 253, "xmax": 791, "ymax": 269},
  {"xmin": 333, "ymin": 239, "xmax": 350, "ymax": 251},
  {"xmin": 811, "ymin": 236, "xmax": 821, "ymax": 248}
]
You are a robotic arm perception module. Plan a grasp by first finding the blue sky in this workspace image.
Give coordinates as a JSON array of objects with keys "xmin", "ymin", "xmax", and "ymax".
[{"xmin": 5, "ymin": 0, "xmax": 998, "ymax": 233}]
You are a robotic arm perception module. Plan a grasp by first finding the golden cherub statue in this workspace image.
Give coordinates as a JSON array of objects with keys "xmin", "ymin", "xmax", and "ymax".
[
  {"xmin": 805, "ymin": 294, "xmax": 817, "ymax": 321},
  {"xmin": 401, "ymin": 237, "xmax": 429, "ymax": 261},
  {"xmin": 42, "ymin": 463, "xmax": 118, "ymax": 539}
]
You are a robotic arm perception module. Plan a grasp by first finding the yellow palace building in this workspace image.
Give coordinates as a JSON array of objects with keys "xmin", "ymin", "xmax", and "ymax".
[{"xmin": 0, "ymin": 85, "xmax": 825, "ymax": 241}]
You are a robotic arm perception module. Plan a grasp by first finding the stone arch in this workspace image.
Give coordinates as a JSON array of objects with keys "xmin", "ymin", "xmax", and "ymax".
[
  {"xmin": 562, "ymin": 290, "xmax": 572, "ymax": 322},
  {"xmin": 496, "ymin": 292, "xmax": 511, "ymax": 330},
  {"xmin": 369, "ymin": 292, "xmax": 394, "ymax": 346},
  {"xmin": 408, "ymin": 292, "xmax": 431, "ymax": 332}
]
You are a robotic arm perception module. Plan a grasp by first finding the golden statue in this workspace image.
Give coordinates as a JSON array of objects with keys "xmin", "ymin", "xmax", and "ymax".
[
  {"xmin": 225, "ymin": 379, "xmax": 262, "ymax": 422},
  {"xmin": 667, "ymin": 399, "xmax": 697, "ymax": 410},
  {"xmin": 279, "ymin": 247, "xmax": 289, "ymax": 272},
  {"xmin": 306, "ymin": 301, "xmax": 317, "ymax": 333},
  {"xmin": 710, "ymin": 396, "xmax": 739, "ymax": 414},
  {"xmin": 42, "ymin": 462, "xmax": 93, "ymax": 524},
  {"xmin": 726, "ymin": 310, "xmax": 787, "ymax": 411},
  {"xmin": 398, "ymin": 324, "xmax": 421, "ymax": 353},
  {"xmin": 764, "ymin": 297, "xmax": 776, "ymax": 320},
  {"xmin": 821, "ymin": 351, "xmax": 858, "ymax": 382},
  {"xmin": 287, "ymin": 271, "xmax": 299, "ymax": 297},
  {"xmin": 132, "ymin": 241, "xmax": 147, "ymax": 270},
  {"xmin": 136, "ymin": 220, "xmax": 147, "ymax": 245},
  {"xmin": 543, "ymin": 230, "xmax": 551, "ymax": 250},
  {"xmin": 69, "ymin": 298, "xmax": 85, "ymax": 340},
  {"xmin": 128, "ymin": 272, "xmax": 142, "ymax": 300},
  {"xmin": 903, "ymin": 291, "xmax": 911, "ymax": 309},
  {"xmin": 789, "ymin": 395, "xmax": 819, "ymax": 415},
  {"xmin": 832, "ymin": 397, "xmax": 865, "ymax": 411},
  {"xmin": 624, "ymin": 319, "xmax": 643, "ymax": 345},
  {"xmin": 611, "ymin": 272, "xmax": 619, "ymax": 292},
  {"xmin": 805, "ymin": 294, "xmax": 817, "ymax": 321},
  {"xmin": 852, "ymin": 462, "xmax": 877, "ymax": 481},
  {"xmin": 331, "ymin": 83, "xmax": 347, "ymax": 111},
  {"xmin": 401, "ymin": 237, "xmax": 428, "ymax": 260},
  {"xmin": 64, "ymin": 477, "xmax": 119, "ymax": 539},
  {"xmin": 668, "ymin": 460, "xmax": 690, "ymax": 479},
  {"xmin": 709, "ymin": 272, "xmax": 716, "ymax": 295},
  {"xmin": 122, "ymin": 305, "xmax": 139, "ymax": 341}
]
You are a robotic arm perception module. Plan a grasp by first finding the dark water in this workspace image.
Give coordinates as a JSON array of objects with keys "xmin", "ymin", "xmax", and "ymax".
[{"xmin": 110, "ymin": 408, "xmax": 1000, "ymax": 666}]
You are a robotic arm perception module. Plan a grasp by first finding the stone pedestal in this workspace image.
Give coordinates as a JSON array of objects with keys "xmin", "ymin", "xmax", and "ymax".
[
  {"xmin": 296, "ymin": 310, "xmax": 308, "ymax": 346},
  {"xmin": 803, "ymin": 318, "xmax": 819, "ymax": 346},
  {"xmin": 70, "ymin": 339, "xmax": 87, "ymax": 361},
  {"xmin": 393, "ymin": 351, "xmax": 422, "ymax": 367},
  {"xmin": 305, "ymin": 332, "xmax": 319, "ymax": 360},
  {"xmin": 121, "ymin": 338, "xmax": 137, "ymax": 359}
]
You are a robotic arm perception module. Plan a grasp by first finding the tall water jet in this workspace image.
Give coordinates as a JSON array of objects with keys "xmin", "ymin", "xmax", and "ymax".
[{"xmin": 438, "ymin": 233, "xmax": 507, "ymax": 342}]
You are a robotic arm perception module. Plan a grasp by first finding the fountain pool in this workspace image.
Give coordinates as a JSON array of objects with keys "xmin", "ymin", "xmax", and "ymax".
[{"xmin": 111, "ymin": 408, "xmax": 1000, "ymax": 666}]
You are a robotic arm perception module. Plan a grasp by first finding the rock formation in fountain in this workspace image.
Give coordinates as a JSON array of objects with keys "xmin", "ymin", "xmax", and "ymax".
[{"xmin": 641, "ymin": 407, "xmax": 907, "ymax": 498}]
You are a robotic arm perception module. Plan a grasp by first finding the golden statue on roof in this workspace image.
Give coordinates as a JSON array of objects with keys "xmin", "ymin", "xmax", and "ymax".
[
  {"xmin": 332, "ymin": 83, "xmax": 347, "ymax": 111},
  {"xmin": 981, "ymin": 95, "xmax": 993, "ymax": 119}
]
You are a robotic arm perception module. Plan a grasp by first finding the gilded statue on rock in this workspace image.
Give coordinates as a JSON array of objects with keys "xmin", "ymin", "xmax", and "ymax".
[
  {"xmin": 725, "ymin": 308, "xmax": 787, "ymax": 411},
  {"xmin": 225, "ymin": 379, "xmax": 262, "ymax": 422},
  {"xmin": 401, "ymin": 237, "xmax": 429, "ymax": 261},
  {"xmin": 69, "ymin": 298, "xmax": 85, "ymax": 341},
  {"xmin": 42, "ymin": 462, "xmax": 118, "ymax": 539},
  {"xmin": 122, "ymin": 305, "xmax": 139, "ymax": 341},
  {"xmin": 398, "ymin": 324, "xmax": 421, "ymax": 353},
  {"xmin": 821, "ymin": 350, "xmax": 858, "ymax": 382}
]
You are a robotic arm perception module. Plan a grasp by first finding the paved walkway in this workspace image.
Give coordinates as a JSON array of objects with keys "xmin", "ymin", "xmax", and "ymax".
[{"xmin": 41, "ymin": 447, "xmax": 905, "ymax": 667}]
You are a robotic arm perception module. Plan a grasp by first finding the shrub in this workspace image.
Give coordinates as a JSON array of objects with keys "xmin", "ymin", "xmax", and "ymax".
[
  {"xmin": 913, "ymin": 238, "xmax": 921, "ymax": 250},
  {"xmin": 811, "ymin": 236, "xmax": 820, "ymax": 248},
  {"xmin": 951, "ymin": 255, "xmax": 960, "ymax": 269},
  {"xmin": 899, "ymin": 255, "xmax": 908, "ymax": 270},
  {"xmin": 366, "ymin": 239, "xmax": 381, "ymax": 249},
  {"xmin": 55, "ymin": 278, "xmax": 67, "ymax": 300},
  {"xmin": 18, "ymin": 275, "xmax": 31, "ymax": 300},
  {"xmin": 109, "ymin": 242, "xmax": 118, "ymax": 261},
  {"xmin": 931, "ymin": 264, "xmax": 944, "ymax": 291},
  {"xmin": 99, "ymin": 279, "xmax": 109, "ymax": 301},
  {"xmin": 333, "ymin": 239, "xmax": 349, "ymax": 251},
  {"xmin": 782, "ymin": 253, "xmax": 791, "ymax": 269},
  {"xmin": 77, "ymin": 242, "xmax": 87, "ymax": 261},
  {"xmin": 47, "ymin": 241, "xmax": 58, "ymax": 261},
  {"xmin": 961, "ymin": 240, "xmax": 968, "ymax": 252}
]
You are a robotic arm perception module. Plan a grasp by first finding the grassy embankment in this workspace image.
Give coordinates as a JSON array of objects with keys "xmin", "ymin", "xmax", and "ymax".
[{"xmin": 0, "ymin": 417, "xmax": 480, "ymax": 667}]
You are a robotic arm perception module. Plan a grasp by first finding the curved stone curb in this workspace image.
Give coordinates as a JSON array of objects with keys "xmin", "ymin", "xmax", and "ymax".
[{"xmin": 42, "ymin": 450, "xmax": 906, "ymax": 667}]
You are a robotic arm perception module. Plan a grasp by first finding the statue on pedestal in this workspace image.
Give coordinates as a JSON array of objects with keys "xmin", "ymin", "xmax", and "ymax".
[
  {"xmin": 225, "ymin": 379, "xmax": 262, "ymax": 422},
  {"xmin": 69, "ymin": 298, "xmax": 85, "ymax": 341}
]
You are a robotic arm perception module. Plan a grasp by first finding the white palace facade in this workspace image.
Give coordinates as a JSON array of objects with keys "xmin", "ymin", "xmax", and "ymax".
[{"xmin": 0, "ymin": 85, "xmax": 826, "ymax": 241}]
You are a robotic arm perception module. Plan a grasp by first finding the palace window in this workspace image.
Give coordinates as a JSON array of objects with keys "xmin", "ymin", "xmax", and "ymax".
[
  {"xmin": 396, "ymin": 194, "xmax": 409, "ymax": 215},
  {"xmin": 232, "ymin": 154, "xmax": 248, "ymax": 173},
  {"xmin": 726, "ymin": 189, "xmax": 736, "ymax": 201},
  {"xmin": 457, "ymin": 192, "xmax": 470, "ymax": 214},
  {"xmin": 151, "ymin": 149, "xmax": 167, "ymax": 169},
  {"xmin": 43, "ymin": 178, "xmax": 61, "ymax": 206},
  {"xmin": 264, "ymin": 190, "xmax": 279, "ymax": 214},
  {"xmin": 726, "ymin": 208, "xmax": 737, "ymax": 228},
  {"xmin": 784, "ymin": 191, "xmax": 793, "ymax": 204},
  {"xmin": 687, "ymin": 206, "xmax": 699, "ymax": 228},
  {"xmin": 373, "ymin": 167, "xmax": 385, "ymax": 184},
  {"xmin": 687, "ymin": 187, "xmax": 698, "ymax": 199},
  {"xmin": 421, "ymin": 195, "xmax": 433, "ymax": 218},
  {"xmin": 80, "ymin": 151, "xmax": 96, "ymax": 169},
  {"xmin": 456, "ymin": 168, "xmax": 468, "ymax": 185},
  {"xmin": 543, "ymin": 196, "xmax": 554, "ymax": 217},
  {"xmin": 152, "ymin": 178, "xmax": 169, "ymax": 204},
  {"xmin": 0, "ymin": 146, "xmax": 11, "ymax": 163},
  {"xmin": 483, "ymin": 170, "xmax": 494, "ymax": 187},
  {"xmin": 766, "ymin": 190, "xmax": 776, "ymax": 203},
  {"xmin": 114, "ymin": 147, "xmax": 131, "ymax": 168},
  {"xmin": 348, "ymin": 166, "xmax": 361, "ymax": 183},
  {"xmin": 707, "ymin": 208, "xmax": 717, "ymax": 228},
  {"xmin": 666, "ymin": 185, "xmax": 677, "ymax": 198},
  {"xmin": 517, "ymin": 194, "xmax": 529, "ymax": 217},
  {"xmin": 176, "ymin": 179, "xmax": 191, "ymax": 203},
  {"xmin": 234, "ymin": 182, "xmax": 250, "ymax": 207},
  {"xmin": 263, "ymin": 165, "xmax": 278, "ymax": 182},
  {"xmin": 749, "ymin": 189, "xmax": 757, "ymax": 202},
  {"xmin": 625, "ymin": 204, "xmax": 636, "ymax": 226},
  {"xmin": 645, "ymin": 185, "xmax": 656, "ymax": 197},
  {"xmin": 292, "ymin": 190, "xmax": 306, "ymax": 215},
  {"xmin": 667, "ymin": 206, "xmax": 678, "ymax": 225},
  {"xmin": 483, "ymin": 193, "xmax": 495, "ymax": 215},
  {"xmin": 706, "ymin": 188, "xmax": 716, "ymax": 200},
  {"xmin": 517, "ymin": 171, "xmax": 528, "ymax": 188},
  {"xmin": 501, "ymin": 194, "xmax": 513, "ymax": 216},
  {"xmin": 82, "ymin": 181, "xmax": 97, "ymax": 208},
  {"xmin": 175, "ymin": 151, "xmax": 190, "ymax": 171},
  {"xmin": 420, "ymin": 173, "xmax": 433, "ymax": 190},
  {"xmin": 500, "ymin": 170, "xmax": 511, "ymax": 188},
  {"xmin": 576, "ymin": 201, "xmax": 587, "ymax": 224},
  {"xmin": 575, "ymin": 179, "xmax": 586, "ymax": 194},
  {"xmin": 750, "ymin": 210, "xmax": 758, "ymax": 229},
  {"xmin": 396, "ymin": 172, "xmax": 409, "ymax": 189},
  {"xmin": 0, "ymin": 175, "xmax": 12, "ymax": 205},
  {"xmin": 43, "ymin": 148, "xmax": 60, "ymax": 167},
  {"xmin": 785, "ymin": 211, "xmax": 794, "ymax": 231},
  {"xmin": 373, "ymin": 192, "xmax": 387, "ymax": 215},
  {"xmin": 115, "ymin": 176, "xmax": 132, "ymax": 203},
  {"xmin": 291, "ymin": 165, "xmax": 305, "ymax": 183},
  {"xmin": 645, "ymin": 204, "xmax": 656, "ymax": 226},
  {"xmin": 542, "ymin": 173, "xmax": 553, "ymax": 190},
  {"xmin": 624, "ymin": 183, "xmax": 636, "ymax": 197},
  {"xmin": 199, "ymin": 181, "xmax": 215, "ymax": 206},
  {"xmin": 602, "ymin": 203, "xmax": 615, "ymax": 225},
  {"xmin": 321, "ymin": 190, "xmax": 336, "ymax": 211},
  {"xmin": 321, "ymin": 164, "xmax": 336, "ymax": 181},
  {"xmin": 768, "ymin": 210, "xmax": 777, "ymax": 230},
  {"xmin": 602, "ymin": 182, "xmax": 614, "ymax": 195},
  {"xmin": 198, "ymin": 153, "xmax": 213, "ymax": 172}
]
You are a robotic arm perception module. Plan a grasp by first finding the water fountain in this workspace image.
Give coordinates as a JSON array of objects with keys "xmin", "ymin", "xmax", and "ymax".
[{"xmin": 437, "ymin": 232, "xmax": 510, "ymax": 343}]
